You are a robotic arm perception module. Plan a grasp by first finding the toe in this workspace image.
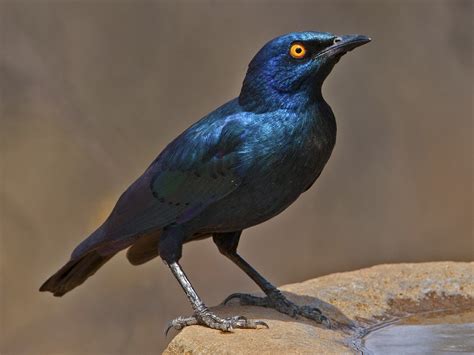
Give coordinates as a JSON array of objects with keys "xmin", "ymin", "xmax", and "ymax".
[
  {"xmin": 166, "ymin": 312, "xmax": 269, "ymax": 333},
  {"xmin": 217, "ymin": 321, "xmax": 234, "ymax": 332},
  {"xmin": 320, "ymin": 315, "xmax": 333, "ymax": 328},
  {"xmin": 299, "ymin": 305, "xmax": 331, "ymax": 326},
  {"xmin": 256, "ymin": 320, "xmax": 270, "ymax": 328},
  {"xmin": 222, "ymin": 293, "xmax": 269, "ymax": 306},
  {"xmin": 222, "ymin": 293, "xmax": 246, "ymax": 305},
  {"xmin": 165, "ymin": 316, "xmax": 198, "ymax": 336},
  {"xmin": 232, "ymin": 316, "xmax": 269, "ymax": 329},
  {"xmin": 300, "ymin": 305, "xmax": 322, "ymax": 318}
]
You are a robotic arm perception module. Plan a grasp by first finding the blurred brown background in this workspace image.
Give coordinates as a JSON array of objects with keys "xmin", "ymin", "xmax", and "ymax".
[{"xmin": 1, "ymin": 0, "xmax": 472, "ymax": 353}]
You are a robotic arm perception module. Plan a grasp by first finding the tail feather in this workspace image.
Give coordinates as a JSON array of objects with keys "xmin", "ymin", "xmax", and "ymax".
[{"xmin": 39, "ymin": 251, "xmax": 113, "ymax": 297}]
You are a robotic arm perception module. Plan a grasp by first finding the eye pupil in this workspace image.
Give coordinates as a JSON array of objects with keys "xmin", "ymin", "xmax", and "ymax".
[{"xmin": 295, "ymin": 47, "xmax": 302, "ymax": 54}]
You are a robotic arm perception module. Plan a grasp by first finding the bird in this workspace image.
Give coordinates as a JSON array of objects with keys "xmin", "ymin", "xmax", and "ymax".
[{"xmin": 40, "ymin": 31, "xmax": 370, "ymax": 332}]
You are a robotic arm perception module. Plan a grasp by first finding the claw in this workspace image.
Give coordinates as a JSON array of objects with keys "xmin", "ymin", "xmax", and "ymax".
[
  {"xmin": 255, "ymin": 320, "xmax": 270, "ymax": 328},
  {"xmin": 165, "ymin": 323, "xmax": 173, "ymax": 337},
  {"xmin": 165, "ymin": 315, "xmax": 198, "ymax": 336},
  {"xmin": 165, "ymin": 319, "xmax": 183, "ymax": 336},
  {"xmin": 231, "ymin": 315, "xmax": 269, "ymax": 329},
  {"xmin": 320, "ymin": 315, "xmax": 333, "ymax": 329},
  {"xmin": 222, "ymin": 293, "xmax": 245, "ymax": 305}
]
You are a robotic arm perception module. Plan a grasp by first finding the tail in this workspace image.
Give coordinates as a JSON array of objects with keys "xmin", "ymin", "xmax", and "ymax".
[{"xmin": 39, "ymin": 251, "xmax": 114, "ymax": 297}]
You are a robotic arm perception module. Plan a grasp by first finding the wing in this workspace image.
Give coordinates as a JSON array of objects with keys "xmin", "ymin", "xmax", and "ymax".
[
  {"xmin": 90, "ymin": 117, "xmax": 248, "ymax": 247},
  {"xmin": 71, "ymin": 116, "xmax": 249, "ymax": 259},
  {"xmin": 148, "ymin": 119, "xmax": 246, "ymax": 225}
]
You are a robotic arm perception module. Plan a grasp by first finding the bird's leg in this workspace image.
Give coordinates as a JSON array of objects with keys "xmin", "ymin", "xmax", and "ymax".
[
  {"xmin": 214, "ymin": 232, "xmax": 330, "ymax": 326},
  {"xmin": 160, "ymin": 228, "xmax": 268, "ymax": 334},
  {"xmin": 165, "ymin": 261, "xmax": 267, "ymax": 333}
]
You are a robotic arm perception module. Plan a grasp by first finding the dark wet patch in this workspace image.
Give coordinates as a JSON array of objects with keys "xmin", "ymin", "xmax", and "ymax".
[
  {"xmin": 360, "ymin": 311, "xmax": 474, "ymax": 354},
  {"xmin": 348, "ymin": 292, "xmax": 474, "ymax": 353}
]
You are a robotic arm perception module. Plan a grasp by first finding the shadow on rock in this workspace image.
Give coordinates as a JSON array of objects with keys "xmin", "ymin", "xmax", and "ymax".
[{"xmin": 211, "ymin": 290, "xmax": 356, "ymax": 334}]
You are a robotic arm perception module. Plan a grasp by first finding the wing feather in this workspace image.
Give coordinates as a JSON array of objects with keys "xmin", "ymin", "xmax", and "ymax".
[{"xmin": 82, "ymin": 116, "xmax": 248, "ymax": 253}]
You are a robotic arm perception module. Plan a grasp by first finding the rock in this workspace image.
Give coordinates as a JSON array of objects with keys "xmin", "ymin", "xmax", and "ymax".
[{"xmin": 164, "ymin": 262, "xmax": 473, "ymax": 354}]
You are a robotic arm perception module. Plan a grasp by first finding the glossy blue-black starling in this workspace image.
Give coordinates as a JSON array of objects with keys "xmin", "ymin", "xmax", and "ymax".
[{"xmin": 40, "ymin": 31, "xmax": 370, "ymax": 332}]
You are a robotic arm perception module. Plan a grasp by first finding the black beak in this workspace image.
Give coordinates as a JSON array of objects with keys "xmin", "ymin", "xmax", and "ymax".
[{"xmin": 317, "ymin": 34, "xmax": 371, "ymax": 59}]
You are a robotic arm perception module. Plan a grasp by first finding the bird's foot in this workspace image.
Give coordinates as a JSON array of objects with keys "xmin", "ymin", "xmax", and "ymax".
[
  {"xmin": 223, "ymin": 289, "xmax": 331, "ymax": 327},
  {"xmin": 166, "ymin": 307, "xmax": 268, "ymax": 335}
]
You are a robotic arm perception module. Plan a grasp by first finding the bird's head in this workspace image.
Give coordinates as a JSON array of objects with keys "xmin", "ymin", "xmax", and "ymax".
[{"xmin": 239, "ymin": 31, "xmax": 370, "ymax": 112}]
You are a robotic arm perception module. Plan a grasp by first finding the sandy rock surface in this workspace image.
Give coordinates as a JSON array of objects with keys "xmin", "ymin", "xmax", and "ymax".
[{"xmin": 164, "ymin": 262, "xmax": 474, "ymax": 354}]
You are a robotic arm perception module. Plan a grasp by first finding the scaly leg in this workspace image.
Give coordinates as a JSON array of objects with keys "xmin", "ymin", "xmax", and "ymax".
[
  {"xmin": 160, "ymin": 227, "xmax": 268, "ymax": 334},
  {"xmin": 213, "ymin": 231, "xmax": 330, "ymax": 326}
]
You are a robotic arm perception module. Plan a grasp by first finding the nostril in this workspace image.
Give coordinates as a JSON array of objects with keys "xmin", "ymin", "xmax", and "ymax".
[{"xmin": 333, "ymin": 37, "xmax": 342, "ymax": 44}]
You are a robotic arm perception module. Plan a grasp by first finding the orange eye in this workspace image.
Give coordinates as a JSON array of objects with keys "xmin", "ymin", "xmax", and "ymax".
[{"xmin": 289, "ymin": 43, "xmax": 307, "ymax": 59}]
